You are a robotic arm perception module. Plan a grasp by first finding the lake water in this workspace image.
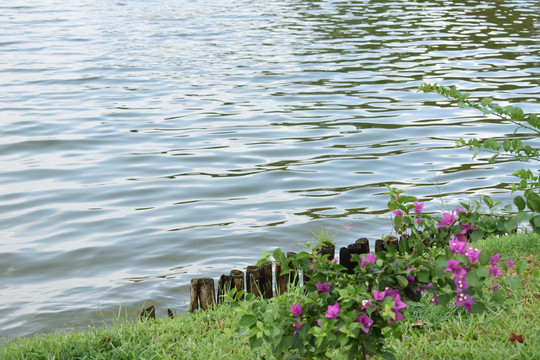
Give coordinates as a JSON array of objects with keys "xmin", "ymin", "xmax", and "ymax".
[{"xmin": 1, "ymin": 0, "xmax": 538, "ymax": 341}]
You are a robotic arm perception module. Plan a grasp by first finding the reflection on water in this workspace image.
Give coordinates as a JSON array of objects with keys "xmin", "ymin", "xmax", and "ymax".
[{"xmin": 0, "ymin": 0, "xmax": 538, "ymax": 340}]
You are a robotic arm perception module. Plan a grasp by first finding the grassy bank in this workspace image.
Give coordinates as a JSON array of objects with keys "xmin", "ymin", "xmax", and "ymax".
[{"xmin": 1, "ymin": 233, "xmax": 539, "ymax": 359}]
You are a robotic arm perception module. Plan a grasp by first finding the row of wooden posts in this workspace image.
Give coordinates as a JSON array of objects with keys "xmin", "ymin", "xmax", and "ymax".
[{"xmin": 187, "ymin": 236, "xmax": 399, "ymax": 313}]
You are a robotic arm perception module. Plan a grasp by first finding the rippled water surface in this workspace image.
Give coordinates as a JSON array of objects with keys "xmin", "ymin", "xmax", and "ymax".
[{"xmin": 1, "ymin": 0, "xmax": 539, "ymax": 340}]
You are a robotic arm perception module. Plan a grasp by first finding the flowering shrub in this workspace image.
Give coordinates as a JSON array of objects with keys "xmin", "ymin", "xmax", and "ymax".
[{"xmin": 231, "ymin": 189, "xmax": 528, "ymax": 359}]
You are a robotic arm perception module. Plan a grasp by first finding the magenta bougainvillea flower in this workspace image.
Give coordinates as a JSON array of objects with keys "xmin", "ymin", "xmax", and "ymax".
[
  {"xmin": 361, "ymin": 253, "xmax": 377, "ymax": 269},
  {"xmin": 431, "ymin": 291, "xmax": 439, "ymax": 306},
  {"xmin": 373, "ymin": 289, "xmax": 386, "ymax": 301},
  {"xmin": 356, "ymin": 314, "xmax": 374, "ymax": 333},
  {"xmin": 392, "ymin": 209, "xmax": 403, "ymax": 217},
  {"xmin": 489, "ymin": 253, "xmax": 500, "ymax": 266},
  {"xmin": 507, "ymin": 259, "xmax": 515, "ymax": 268},
  {"xmin": 465, "ymin": 246, "xmax": 481, "ymax": 264},
  {"xmin": 293, "ymin": 322, "xmax": 302, "ymax": 335},
  {"xmin": 456, "ymin": 291, "xmax": 474, "ymax": 312},
  {"xmin": 388, "ymin": 311, "xmax": 404, "ymax": 324},
  {"xmin": 317, "ymin": 319, "xmax": 322, "ymax": 328},
  {"xmin": 438, "ymin": 211, "xmax": 455, "ymax": 227},
  {"xmin": 315, "ymin": 282, "xmax": 331, "ymax": 293},
  {"xmin": 325, "ymin": 303, "xmax": 341, "ymax": 319},
  {"xmin": 454, "ymin": 274, "xmax": 470, "ymax": 290},
  {"xmin": 492, "ymin": 283, "xmax": 499, "ymax": 293},
  {"xmin": 489, "ymin": 266, "xmax": 502, "ymax": 277},
  {"xmin": 413, "ymin": 200, "xmax": 424, "ymax": 213},
  {"xmin": 290, "ymin": 302, "xmax": 302, "ymax": 317},
  {"xmin": 445, "ymin": 259, "xmax": 461, "ymax": 273},
  {"xmin": 449, "ymin": 238, "xmax": 467, "ymax": 254}
]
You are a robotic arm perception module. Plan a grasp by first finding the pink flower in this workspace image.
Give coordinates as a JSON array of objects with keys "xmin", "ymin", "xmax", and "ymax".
[
  {"xmin": 391, "ymin": 294, "xmax": 408, "ymax": 312},
  {"xmin": 373, "ymin": 289, "xmax": 386, "ymax": 301},
  {"xmin": 489, "ymin": 253, "xmax": 500, "ymax": 266},
  {"xmin": 315, "ymin": 282, "xmax": 331, "ymax": 293},
  {"xmin": 449, "ymin": 238, "xmax": 467, "ymax": 254},
  {"xmin": 507, "ymin": 259, "xmax": 514, "ymax": 268},
  {"xmin": 454, "ymin": 274, "xmax": 470, "ymax": 290},
  {"xmin": 388, "ymin": 311, "xmax": 404, "ymax": 324},
  {"xmin": 392, "ymin": 210, "xmax": 403, "ymax": 217},
  {"xmin": 293, "ymin": 322, "xmax": 302, "ymax": 335},
  {"xmin": 317, "ymin": 319, "xmax": 322, "ymax": 328},
  {"xmin": 325, "ymin": 303, "xmax": 341, "ymax": 319},
  {"xmin": 489, "ymin": 266, "xmax": 502, "ymax": 277},
  {"xmin": 415, "ymin": 217, "xmax": 424, "ymax": 224},
  {"xmin": 290, "ymin": 302, "xmax": 302, "ymax": 317},
  {"xmin": 445, "ymin": 260, "xmax": 461, "ymax": 273},
  {"xmin": 456, "ymin": 291, "xmax": 474, "ymax": 312},
  {"xmin": 361, "ymin": 253, "xmax": 377, "ymax": 269},
  {"xmin": 431, "ymin": 291, "xmax": 439, "ymax": 306},
  {"xmin": 331, "ymin": 258, "xmax": 338, "ymax": 264},
  {"xmin": 438, "ymin": 211, "xmax": 455, "ymax": 227},
  {"xmin": 492, "ymin": 283, "xmax": 499, "ymax": 293},
  {"xmin": 356, "ymin": 314, "xmax": 374, "ymax": 333},
  {"xmin": 465, "ymin": 246, "xmax": 481, "ymax": 264},
  {"xmin": 413, "ymin": 200, "xmax": 424, "ymax": 213}
]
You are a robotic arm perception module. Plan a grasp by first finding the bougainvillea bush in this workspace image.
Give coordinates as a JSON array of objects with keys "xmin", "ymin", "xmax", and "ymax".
[{"xmin": 231, "ymin": 189, "xmax": 527, "ymax": 360}]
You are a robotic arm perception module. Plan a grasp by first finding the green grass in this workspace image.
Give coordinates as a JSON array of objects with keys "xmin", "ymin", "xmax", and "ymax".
[{"xmin": 1, "ymin": 233, "xmax": 538, "ymax": 360}]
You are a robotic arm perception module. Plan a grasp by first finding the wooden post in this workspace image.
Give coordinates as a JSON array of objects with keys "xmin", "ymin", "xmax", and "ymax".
[
  {"xmin": 217, "ymin": 274, "xmax": 232, "ymax": 304},
  {"xmin": 375, "ymin": 239, "xmax": 385, "ymax": 253},
  {"xmin": 260, "ymin": 262, "xmax": 273, "ymax": 299},
  {"xmin": 198, "ymin": 277, "xmax": 216, "ymax": 310},
  {"xmin": 386, "ymin": 235, "xmax": 399, "ymax": 250},
  {"xmin": 276, "ymin": 252, "xmax": 297, "ymax": 295},
  {"xmin": 229, "ymin": 269, "xmax": 245, "ymax": 300},
  {"xmin": 189, "ymin": 278, "xmax": 199, "ymax": 312},
  {"xmin": 355, "ymin": 238, "xmax": 370, "ymax": 253},
  {"xmin": 315, "ymin": 244, "xmax": 336, "ymax": 260},
  {"xmin": 138, "ymin": 305, "xmax": 155, "ymax": 321},
  {"xmin": 246, "ymin": 265, "xmax": 262, "ymax": 298},
  {"xmin": 340, "ymin": 241, "xmax": 370, "ymax": 274}
]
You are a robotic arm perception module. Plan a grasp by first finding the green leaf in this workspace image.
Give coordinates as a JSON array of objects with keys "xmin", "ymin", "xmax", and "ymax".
[
  {"xmin": 436, "ymin": 293, "xmax": 451, "ymax": 306},
  {"xmin": 483, "ymin": 195, "xmax": 494, "ymax": 208},
  {"xmin": 239, "ymin": 314, "xmax": 257, "ymax": 327},
  {"xmin": 471, "ymin": 302, "xmax": 486, "ymax": 314},
  {"xmin": 514, "ymin": 196, "xmax": 526, "ymax": 211},
  {"xmin": 478, "ymin": 249, "xmax": 492, "ymax": 266},
  {"xmin": 466, "ymin": 271, "xmax": 482, "ymax": 287},
  {"xmin": 480, "ymin": 97, "xmax": 493, "ymax": 106},
  {"xmin": 396, "ymin": 275, "xmax": 409, "ymax": 288},
  {"xmin": 507, "ymin": 277, "xmax": 522, "ymax": 291},
  {"xmin": 516, "ymin": 259, "xmax": 528, "ymax": 275},
  {"xmin": 526, "ymin": 191, "xmax": 540, "ymax": 212}
]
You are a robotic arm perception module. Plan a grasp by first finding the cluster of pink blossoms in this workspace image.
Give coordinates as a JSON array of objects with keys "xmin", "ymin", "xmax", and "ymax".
[
  {"xmin": 443, "ymin": 214, "xmax": 513, "ymax": 311},
  {"xmin": 289, "ymin": 282, "xmax": 408, "ymax": 336}
]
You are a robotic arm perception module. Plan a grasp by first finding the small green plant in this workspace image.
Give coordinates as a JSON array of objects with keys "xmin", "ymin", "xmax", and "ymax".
[{"xmin": 310, "ymin": 224, "xmax": 337, "ymax": 249}]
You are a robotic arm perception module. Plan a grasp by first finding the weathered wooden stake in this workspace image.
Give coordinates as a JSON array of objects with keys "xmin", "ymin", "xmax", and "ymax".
[
  {"xmin": 275, "ymin": 252, "xmax": 298, "ymax": 295},
  {"xmin": 340, "ymin": 240, "xmax": 370, "ymax": 274},
  {"xmin": 189, "ymin": 278, "xmax": 199, "ymax": 312},
  {"xmin": 375, "ymin": 239, "xmax": 385, "ymax": 253},
  {"xmin": 386, "ymin": 235, "xmax": 399, "ymax": 250},
  {"xmin": 229, "ymin": 269, "xmax": 245, "ymax": 300},
  {"xmin": 355, "ymin": 238, "xmax": 370, "ymax": 253},
  {"xmin": 217, "ymin": 274, "xmax": 232, "ymax": 304},
  {"xmin": 138, "ymin": 305, "xmax": 156, "ymax": 321},
  {"xmin": 198, "ymin": 277, "xmax": 216, "ymax": 310},
  {"xmin": 246, "ymin": 265, "xmax": 262, "ymax": 298},
  {"xmin": 259, "ymin": 262, "xmax": 273, "ymax": 299}
]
